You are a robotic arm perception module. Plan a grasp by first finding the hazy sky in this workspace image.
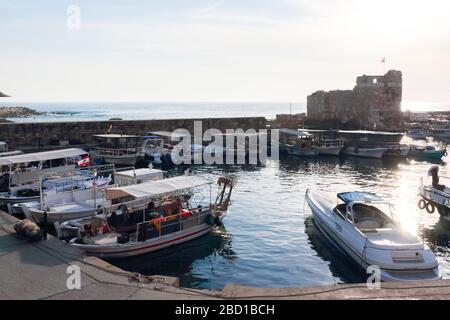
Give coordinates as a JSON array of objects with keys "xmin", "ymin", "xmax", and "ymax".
[{"xmin": 0, "ymin": 0, "xmax": 449, "ymax": 109}]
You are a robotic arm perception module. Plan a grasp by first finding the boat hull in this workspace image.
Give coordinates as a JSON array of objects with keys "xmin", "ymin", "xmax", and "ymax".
[
  {"xmin": 0, "ymin": 195, "xmax": 40, "ymax": 205},
  {"xmin": 71, "ymin": 223, "xmax": 216, "ymax": 259},
  {"xmin": 285, "ymin": 149, "xmax": 319, "ymax": 158},
  {"xmin": 29, "ymin": 206, "xmax": 98, "ymax": 224},
  {"xmin": 316, "ymin": 146, "xmax": 342, "ymax": 156},
  {"xmin": 102, "ymin": 155, "xmax": 138, "ymax": 166},
  {"xmin": 341, "ymin": 147, "xmax": 386, "ymax": 159},
  {"xmin": 408, "ymin": 150, "xmax": 445, "ymax": 160},
  {"xmin": 383, "ymin": 147, "xmax": 409, "ymax": 158}
]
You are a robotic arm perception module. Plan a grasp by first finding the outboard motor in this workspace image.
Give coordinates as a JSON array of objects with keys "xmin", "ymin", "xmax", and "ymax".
[{"xmin": 428, "ymin": 166, "xmax": 446, "ymax": 191}]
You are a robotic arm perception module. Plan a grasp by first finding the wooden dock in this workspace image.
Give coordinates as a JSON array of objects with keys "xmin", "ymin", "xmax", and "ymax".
[{"xmin": 1, "ymin": 211, "xmax": 449, "ymax": 300}]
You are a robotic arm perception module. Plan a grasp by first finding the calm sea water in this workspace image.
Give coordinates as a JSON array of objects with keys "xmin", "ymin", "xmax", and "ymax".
[
  {"xmin": 1, "ymin": 102, "xmax": 305, "ymax": 122},
  {"xmin": 113, "ymin": 148, "xmax": 450, "ymax": 289}
]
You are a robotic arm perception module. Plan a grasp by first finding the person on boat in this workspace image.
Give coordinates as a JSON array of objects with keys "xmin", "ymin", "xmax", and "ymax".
[{"xmin": 428, "ymin": 166, "xmax": 446, "ymax": 191}]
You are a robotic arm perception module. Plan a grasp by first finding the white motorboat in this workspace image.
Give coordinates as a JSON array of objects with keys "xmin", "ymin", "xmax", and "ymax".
[
  {"xmin": 305, "ymin": 190, "xmax": 441, "ymax": 282},
  {"xmin": 64, "ymin": 175, "xmax": 236, "ymax": 258},
  {"xmin": 341, "ymin": 147, "xmax": 387, "ymax": 159}
]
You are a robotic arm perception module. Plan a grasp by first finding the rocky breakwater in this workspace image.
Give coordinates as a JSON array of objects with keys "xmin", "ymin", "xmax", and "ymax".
[{"xmin": 0, "ymin": 106, "xmax": 44, "ymax": 122}]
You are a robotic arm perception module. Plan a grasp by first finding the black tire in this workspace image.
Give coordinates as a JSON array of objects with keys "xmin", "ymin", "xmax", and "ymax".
[
  {"xmin": 418, "ymin": 199, "xmax": 426, "ymax": 210},
  {"xmin": 426, "ymin": 202, "xmax": 435, "ymax": 214}
]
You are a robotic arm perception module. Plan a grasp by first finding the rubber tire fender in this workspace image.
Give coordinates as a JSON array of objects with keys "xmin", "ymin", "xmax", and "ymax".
[
  {"xmin": 426, "ymin": 202, "xmax": 435, "ymax": 214},
  {"xmin": 418, "ymin": 199, "xmax": 426, "ymax": 210}
]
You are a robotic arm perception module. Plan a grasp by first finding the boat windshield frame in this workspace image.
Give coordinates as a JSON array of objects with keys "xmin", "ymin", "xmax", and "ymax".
[{"xmin": 343, "ymin": 200, "xmax": 399, "ymax": 225}]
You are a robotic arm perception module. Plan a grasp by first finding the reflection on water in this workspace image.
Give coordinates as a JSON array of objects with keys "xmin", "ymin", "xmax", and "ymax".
[
  {"xmin": 304, "ymin": 216, "xmax": 365, "ymax": 284},
  {"xmin": 111, "ymin": 147, "xmax": 450, "ymax": 289},
  {"xmin": 112, "ymin": 228, "xmax": 235, "ymax": 289}
]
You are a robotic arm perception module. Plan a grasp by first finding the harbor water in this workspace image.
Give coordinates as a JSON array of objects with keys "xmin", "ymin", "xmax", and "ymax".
[{"xmin": 113, "ymin": 152, "xmax": 450, "ymax": 289}]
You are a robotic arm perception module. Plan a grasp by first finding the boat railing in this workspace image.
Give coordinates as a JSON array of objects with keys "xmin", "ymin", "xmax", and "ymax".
[
  {"xmin": 315, "ymin": 139, "xmax": 344, "ymax": 147},
  {"xmin": 96, "ymin": 147, "xmax": 138, "ymax": 157},
  {"xmin": 133, "ymin": 207, "xmax": 210, "ymax": 241}
]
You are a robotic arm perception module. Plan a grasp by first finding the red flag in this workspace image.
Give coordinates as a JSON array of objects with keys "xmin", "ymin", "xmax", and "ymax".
[{"xmin": 107, "ymin": 123, "xmax": 113, "ymax": 134}]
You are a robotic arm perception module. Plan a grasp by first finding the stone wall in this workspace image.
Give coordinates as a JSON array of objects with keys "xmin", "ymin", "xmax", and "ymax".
[
  {"xmin": 0, "ymin": 117, "xmax": 267, "ymax": 150},
  {"xmin": 307, "ymin": 70, "xmax": 403, "ymax": 130}
]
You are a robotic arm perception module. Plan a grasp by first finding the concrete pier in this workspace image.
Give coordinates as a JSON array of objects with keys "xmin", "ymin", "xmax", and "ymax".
[{"xmin": 1, "ymin": 211, "xmax": 449, "ymax": 300}]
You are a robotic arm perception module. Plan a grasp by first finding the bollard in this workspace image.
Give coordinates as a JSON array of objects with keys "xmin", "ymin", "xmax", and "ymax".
[{"xmin": 43, "ymin": 211, "xmax": 48, "ymax": 240}]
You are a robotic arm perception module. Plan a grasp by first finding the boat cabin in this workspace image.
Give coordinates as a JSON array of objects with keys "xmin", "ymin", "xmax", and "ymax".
[
  {"xmin": 114, "ymin": 168, "xmax": 164, "ymax": 186},
  {"xmin": 279, "ymin": 128, "xmax": 314, "ymax": 151},
  {"xmin": 94, "ymin": 134, "xmax": 142, "ymax": 156},
  {"xmin": 77, "ymin": 175, "xmax": 215, "ymax": 241},
  {"xmin": 334, "ymin": 192, "xmax": 399, "ymax": 232},
  {"xmin": 0, "ymin": 148, "xmax": 88, "ymax": 191}
]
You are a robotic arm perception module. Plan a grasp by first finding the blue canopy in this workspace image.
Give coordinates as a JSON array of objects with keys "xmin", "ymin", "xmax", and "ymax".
[{"xmin": 337, "ymin": 192, "xmax": 383, "ymax": 204}]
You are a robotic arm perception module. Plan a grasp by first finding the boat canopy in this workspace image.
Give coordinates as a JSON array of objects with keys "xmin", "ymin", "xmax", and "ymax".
[
  {"xmin": 337, "ymin": 192, "xmax": 383, "ymax": 204},
  {"xmin": 279, "ymin": 128, "xmax": 311, "ymax": 137},
  {"xmin": 115, "ymin": 168, "xmax": 164, "ymax": 178},
  {"xmin": 106, "ymin": 175, "xmax": 212, "ymax": 200},
  {"xmin": 0, "ymin": 148, "xmax": 87, "ymax": 166},
  {"xmin": 149, "ymin": 131, "xmax": 189, "ymax": 139},
  {"xmin": 94, "ymin": 134, "xmax": 140, "ymax": 139}
]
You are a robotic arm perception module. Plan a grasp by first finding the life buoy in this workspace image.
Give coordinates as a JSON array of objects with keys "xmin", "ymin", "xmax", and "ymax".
[
  {"xmin": 418, "ymin": 199, "xmax": 426, "ymax": 210},
  {"xmin": 354, "ymin": 147, "xmax": 359, "ymax": 154},
  {"xmin": 426, "ymin": 202, "xmax": 435, "ymax": 214}
]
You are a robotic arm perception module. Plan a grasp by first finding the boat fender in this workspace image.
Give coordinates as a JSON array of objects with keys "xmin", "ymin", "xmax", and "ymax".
[
  {"xmin": 13, "ymin": 219, "xmax": 43, "ymax": 242},
  {"xmin": 426, "ymin": 202, "xmax": 435, "ymax": 214},
  {"xmin": 354, "ymin": 147, "xmax": 359, "ymax": 154},
  {"xmin": 418, "ymin": 199, "xmax": 426, "ymax": 210},
  {"xmin": 444, "ymin": 150, "xmax": 448, "ymax": 157}
]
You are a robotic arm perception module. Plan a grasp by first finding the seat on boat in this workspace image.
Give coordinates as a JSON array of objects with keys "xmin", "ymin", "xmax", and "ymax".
[{"xmin": 352, "ymin": 204, "xmax": 393, "ymax": 231}]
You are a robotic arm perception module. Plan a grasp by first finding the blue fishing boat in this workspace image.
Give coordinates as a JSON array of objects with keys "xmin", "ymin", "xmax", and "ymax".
[{"xmin": 408, "ymin": 145, "xmax": 446, "ymax": 160}]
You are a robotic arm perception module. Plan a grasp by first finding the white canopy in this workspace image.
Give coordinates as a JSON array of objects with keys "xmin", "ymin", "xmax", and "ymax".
[
  {"xmin": 106, "ymin": 175, "xmax": 212, "ymax": 200},
  {"xmin": 115, "ymin": 168, "xmax": 164, "ymax": 178},
  {"xmin": 94, "ymin": 134, "xmax": 140, "ymax": 139},
  {"xmin": 279, "ymin": 128, "xmax": 310, "ymax": 137},
  {"xmin": 0, "ymin": 148, "xmax": 87, "ymax": 166}
]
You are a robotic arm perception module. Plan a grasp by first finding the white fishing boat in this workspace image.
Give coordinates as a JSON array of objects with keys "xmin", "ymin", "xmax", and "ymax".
[
  {"xmin": 418, "ymin": 166, "xmax": 450, "ymax": 217},
  {"xmin": 93, "ymin": 134, "xmax": 142, "ymax": 166},
  {"xmin": 279, "ymin": 128, "xmax": 319, "ymax": 158},
  {"xmin": 341, "ymin": 147, "xmax": 387, "ymax": 159},
  {"xmin": 141, "ymin": 135, "xmax": 166, "ymax": 165},
  {"xmin": 25, "ymin": 167, "xmax": 164, "ymax": 224},
  {"xmin": 428, "ymin": 120, "xmax": 450, "ymax": 142},
  {"xmin": 0, "ymin": 148, "xmax": 89, "ymax": 205},
  {"xmin": 305, "ymin": 190, "xmax": 441, "ymax": 282},
  {"xmin": 64, "ymin": 175, "xmax": 235, "ymax": 258}
]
